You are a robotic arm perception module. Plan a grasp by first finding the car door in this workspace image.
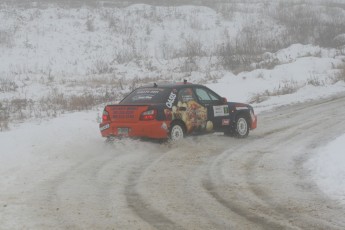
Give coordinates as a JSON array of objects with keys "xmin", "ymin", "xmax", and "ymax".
[
  {"xmin": 172, "ymin": 87, "xmax": 208, "ymax": 134},
  {"xmin": 194, "ymin": 87, "xmax": 229, "ymax": 131}
]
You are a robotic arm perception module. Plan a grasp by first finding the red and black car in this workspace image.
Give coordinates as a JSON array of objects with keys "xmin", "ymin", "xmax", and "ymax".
[{"xmin": 100, "ymin": 81, "xmax": 257, "ymax": 141}]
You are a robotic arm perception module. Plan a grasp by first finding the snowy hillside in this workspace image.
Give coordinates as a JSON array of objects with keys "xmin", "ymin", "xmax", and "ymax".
[{"xmin": 1, "ymin": 1, "xmax": 345, "ymax": 129}]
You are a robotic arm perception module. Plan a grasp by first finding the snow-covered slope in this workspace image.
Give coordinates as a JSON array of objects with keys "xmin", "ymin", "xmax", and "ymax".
[
  {"xmin": 306, "ymin": 133, "xmax": 345, "ymax": 205},
  {"xmin": 1, "ymin": 4, "xmax": 344, "ymax": 121}
]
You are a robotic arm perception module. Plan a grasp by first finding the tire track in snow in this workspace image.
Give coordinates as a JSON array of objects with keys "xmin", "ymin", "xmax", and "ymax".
[
  {"xmin": 37, "ymin": 140, "xmax": 164, "ymax": 229},
  {"xmin": 247, "ymin": 95, "xmax": 345, "ymax": 230},
  {"xmin": 125, "ymin": 157, "xmax": 181, "ymax": 230},
  {"xmin": 124, "ymin": 137, "xmax": 232, "ymax": 230},
  {"xmin": 202, "ymin": 144, "xmax": 296, "ymax": 230},
  {"xmin": 201, "ymin": 94, "xmax": 345, "ymax": 230},
  {"xmin": 41, "ymin": 145, "xmax": 124, "ymax": 229}
]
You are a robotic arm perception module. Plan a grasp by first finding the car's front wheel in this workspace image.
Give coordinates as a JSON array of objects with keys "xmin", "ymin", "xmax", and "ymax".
[
  {"xmin": 169, "ymin": 122, "xmax": 185, "ymax": 142},
  {"xmin": 234, "ymin": 115, "xmax": 249, "ymax": 138}
]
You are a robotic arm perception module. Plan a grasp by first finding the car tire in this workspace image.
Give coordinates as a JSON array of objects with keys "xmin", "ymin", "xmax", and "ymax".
[
  {"xmin": 169, "ymin": 121, "xmax": 185, "ymax": 142},
  {"xmin": 234, "ymin": 115, "xmax": 249, "ymax": 138}
]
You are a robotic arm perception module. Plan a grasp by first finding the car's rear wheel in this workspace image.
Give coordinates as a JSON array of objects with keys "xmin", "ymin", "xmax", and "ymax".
[
  {"xmin": 169, "ymin": 122, "xmax": 185, "ymax": 142},
  {"xmin": 234, "ymin": 115, "xmax": 249, "ymax": 138}
]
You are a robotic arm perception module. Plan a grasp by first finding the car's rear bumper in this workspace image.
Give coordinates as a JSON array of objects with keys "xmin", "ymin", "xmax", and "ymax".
[{"xmin": 99, "ymin": 120, "xmax": 170, "ymax": 139}]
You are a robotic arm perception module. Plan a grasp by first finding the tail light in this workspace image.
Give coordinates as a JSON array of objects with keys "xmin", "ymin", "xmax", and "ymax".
[
  {"xmin": 102, "ymin": 110, "xmax": 110, "ymax": 122},
  {"xmin": 140, "ymin": 109, "xmax": 157, "ymax": 121}
]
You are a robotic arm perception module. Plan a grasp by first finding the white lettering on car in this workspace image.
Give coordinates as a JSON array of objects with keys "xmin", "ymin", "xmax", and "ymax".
[
  {"xmin": 235, "ymin": 107, "xmax": 248, "ymax": 110},
  {"xmin": 161, "ymin": 122, "xmax": 168, "ymax": 131},
  {"xmin": 100, "ymin": 124, "xmax": 110, "ymax": 131},
  {"xmin": 166, "ymin": 92, "xmax": 177, "ymax": 108}
]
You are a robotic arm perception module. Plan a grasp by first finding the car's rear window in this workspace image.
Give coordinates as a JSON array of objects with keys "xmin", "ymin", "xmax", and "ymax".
[{"xmin": 120, "ymin": 87, "xmax": 171, "ymax": 104}]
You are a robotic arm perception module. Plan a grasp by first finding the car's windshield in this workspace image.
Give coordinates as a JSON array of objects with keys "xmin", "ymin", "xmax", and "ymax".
[{"xmin": 120, "ymin": 87, "xmax": 171, "ymax": 104}]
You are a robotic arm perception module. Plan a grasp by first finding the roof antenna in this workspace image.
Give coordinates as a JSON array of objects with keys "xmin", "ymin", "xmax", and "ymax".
[
  {"xmin": 153, "ymin": 82, "xmax": 158, "ymax": 87},
  {"xmin": 183, "ymin": 79, "xmax": 187, "ymax": 84}
]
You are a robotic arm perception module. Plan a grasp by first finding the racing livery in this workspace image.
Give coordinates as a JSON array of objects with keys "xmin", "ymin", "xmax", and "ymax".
[{"xmin": 99, "ymin": 81, "xmax": 257, "ymax": 141}]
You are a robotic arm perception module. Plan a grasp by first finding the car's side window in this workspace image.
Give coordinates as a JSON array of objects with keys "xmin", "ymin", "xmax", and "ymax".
[
  {"xmin": 195, "ymin": 88, "xmax": 220, "ymax": 105},
  {"xmin": 178, "ymin": 88, "xmax": 196, "ymax": 103}
]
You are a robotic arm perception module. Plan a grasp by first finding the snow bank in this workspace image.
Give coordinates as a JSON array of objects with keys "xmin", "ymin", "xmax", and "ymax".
[{"xmin": 306, "ymin": 134, "xmax": 345, "ymax": 204}]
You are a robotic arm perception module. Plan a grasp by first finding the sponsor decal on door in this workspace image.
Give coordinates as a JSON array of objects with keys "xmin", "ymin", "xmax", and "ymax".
[{"xmin": 213, "ymin": 105, "xmax": 229, "ymax": 117}]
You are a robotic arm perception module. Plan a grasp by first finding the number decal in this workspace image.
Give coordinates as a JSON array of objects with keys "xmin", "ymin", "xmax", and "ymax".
[{"xmin": 166, "ymin": 92, "xmax": 177, "ymax": 108}]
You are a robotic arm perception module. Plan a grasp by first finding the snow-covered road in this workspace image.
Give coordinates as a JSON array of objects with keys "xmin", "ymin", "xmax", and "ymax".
[{"xmin": 1, "ymin": 94, "xmax": 345, "ymax": 229}]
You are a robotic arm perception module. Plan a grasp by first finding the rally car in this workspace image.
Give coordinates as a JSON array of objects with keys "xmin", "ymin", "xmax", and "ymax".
[{"xmin": 99, "ymin": 81, "xmax": 257, "ymax": 141}]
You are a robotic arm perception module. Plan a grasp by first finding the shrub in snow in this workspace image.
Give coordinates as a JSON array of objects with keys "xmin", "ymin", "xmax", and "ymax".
[
  {"xmin": 0, "ymin": 102, "xmax": 9, "ymax": 131},
  {"xmin": 86, "ymin": 15, "xmax": 95, "ymax": 32},
  {"xmin": 333, "ymin": 34, "xmax": 345, "ymax": 47},
  {"xmin": 0, "ymin": 79, "xmax": 18, "ymax": 92},
  {"xmin": 0, "ymin": 30, "xmax": 13, "ymax": 48},
  {"xmin": 250, "ymin": 80, "xmax": 301, "ymax": 103},
  {"xmin": 336, "ymin": 63, "xmax": 345, "ymax": 82},
  {"xmin": 307, "ymin": 75, "xmax": 325, "ymax": 86}
]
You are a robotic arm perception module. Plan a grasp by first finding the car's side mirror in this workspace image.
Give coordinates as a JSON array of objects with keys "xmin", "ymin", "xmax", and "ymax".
[{"xmin": 221, "ymin": 97, "xmax": 227, "ymax": 104}]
